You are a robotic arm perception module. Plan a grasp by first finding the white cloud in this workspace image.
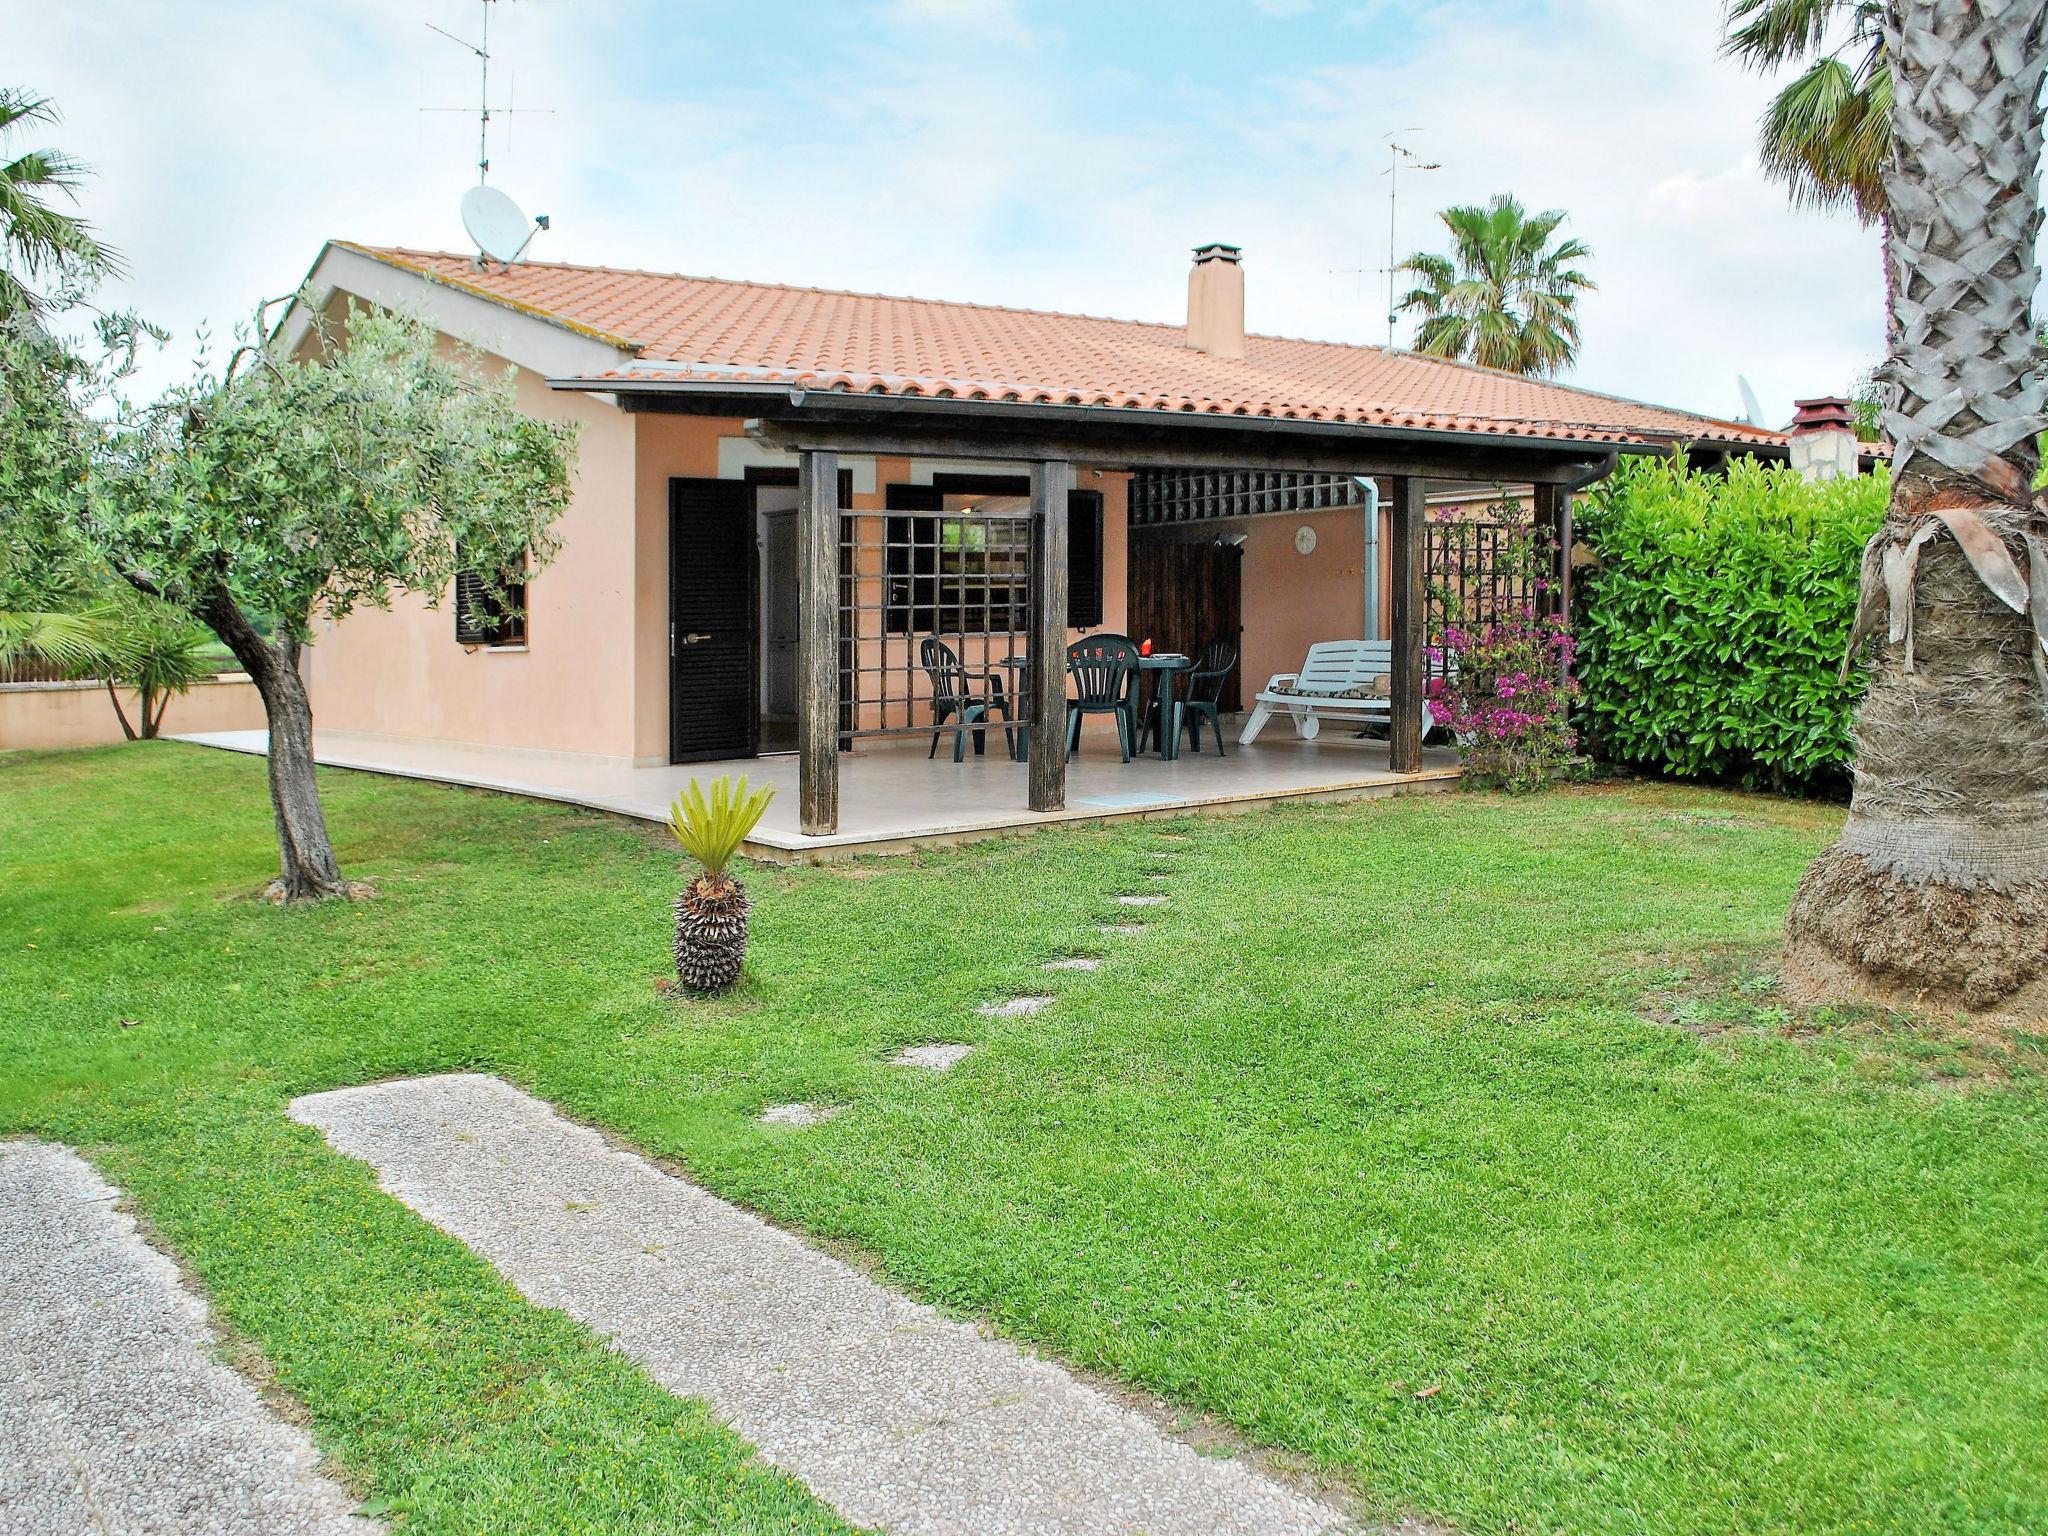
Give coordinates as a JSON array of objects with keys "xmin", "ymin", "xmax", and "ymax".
[{"xmin": 12, "ymin": 0, "xmax": 1887, "ymax": 426}]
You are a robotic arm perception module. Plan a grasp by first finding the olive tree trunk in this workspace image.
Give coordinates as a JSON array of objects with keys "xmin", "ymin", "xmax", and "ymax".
[
  {"xmin": 1784, "ymin": 0, "xmax": 2048, "ymax": 1015},
  {"xmin": 196, "ymin": 591, "xmax": 349, "ymax": 903}
]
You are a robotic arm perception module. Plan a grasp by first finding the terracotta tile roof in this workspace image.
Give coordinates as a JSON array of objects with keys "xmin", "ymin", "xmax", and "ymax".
[{"xmin": 344, "ymin": 243, "xmax": 1786, "ymax": 451}]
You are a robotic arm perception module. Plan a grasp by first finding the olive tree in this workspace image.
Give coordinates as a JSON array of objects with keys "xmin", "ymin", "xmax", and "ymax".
[{"xmin": 79, "ymin": 299, "xmax": 578, "ymax": 899}]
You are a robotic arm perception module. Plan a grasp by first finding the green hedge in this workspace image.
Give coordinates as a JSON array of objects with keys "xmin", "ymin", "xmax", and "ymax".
[{"xmin": 1572, "ymin": 454, "xmax": 1887, "ymax": 793}]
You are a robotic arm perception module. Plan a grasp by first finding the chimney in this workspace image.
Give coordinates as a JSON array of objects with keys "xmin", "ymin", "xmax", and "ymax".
[
  {"xmin": 1185, "ymin": 242, "xmax": 1245, "ymax": 360},
  {"xmin": 1786, "ymin": 395, "xmax": 1861, "ymax": 483}
]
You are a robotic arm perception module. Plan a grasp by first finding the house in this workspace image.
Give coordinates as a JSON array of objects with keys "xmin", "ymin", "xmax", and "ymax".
[{"xmin": 257, "ymin": 240, "xmax": 1788, "ymax": 851}]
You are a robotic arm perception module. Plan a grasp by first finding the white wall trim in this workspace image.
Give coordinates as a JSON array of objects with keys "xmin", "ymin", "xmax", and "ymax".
[
  {"xmin": 906, "ymin": 457, "xmax": 1033, "ymax": 484},
  {"xmin": 273, "ymin": 246, "xmax": 634, "ymax": 382},
  {"xmin": 715, "ymin": 437, "xmax": 877, "ymax": 494}
]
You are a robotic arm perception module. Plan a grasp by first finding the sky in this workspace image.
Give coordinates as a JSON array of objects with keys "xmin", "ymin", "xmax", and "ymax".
[{"xmin": 12, "ymin": 0, "xmax": 1891, "ymax": 425}]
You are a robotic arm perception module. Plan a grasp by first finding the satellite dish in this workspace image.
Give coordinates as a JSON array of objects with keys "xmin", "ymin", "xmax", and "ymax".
[
  {"xmin": 1736, "ymin": 375, "xmax": 1768, "ymax": 429},
  {"xmin": 461, "ymin": 183, "xmax": 538, "ymax": 265}
]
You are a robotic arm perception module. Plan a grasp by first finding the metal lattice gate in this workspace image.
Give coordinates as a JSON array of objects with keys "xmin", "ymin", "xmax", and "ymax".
[
  {"xmin": 837, "ymin": 505, "xmax": 1036, "ymax": 742},
  {"xmin": 1424, "ymin": 516, "xmax": 1554, "ymax": 639}
]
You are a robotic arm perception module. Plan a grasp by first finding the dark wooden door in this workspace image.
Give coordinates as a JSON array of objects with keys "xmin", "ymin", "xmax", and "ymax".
[
  {"xmin": 669, "ymin": 478, "xmax": 758, "ymax": 762},
  {"xmin": 1127, "ymin": 537, "xmax": 1244, "ymax": 711}
]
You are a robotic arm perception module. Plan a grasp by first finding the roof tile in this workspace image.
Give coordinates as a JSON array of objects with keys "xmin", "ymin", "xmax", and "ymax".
[{"xmin": 346, "ymin": 244, "xmax": 1785, "ymax": 450}]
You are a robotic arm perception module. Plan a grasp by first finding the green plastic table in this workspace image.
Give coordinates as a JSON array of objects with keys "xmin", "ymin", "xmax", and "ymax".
[{"xmin": 999, "ymin": 651, "xmax": 1191, "ymax": 761}]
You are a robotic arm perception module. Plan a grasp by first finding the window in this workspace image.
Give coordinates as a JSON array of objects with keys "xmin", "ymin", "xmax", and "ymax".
[
  {"xmin": 883, "ymin": 478, "xmax": 1106, "ymax": 635},
  {"xmin": 455, "ymin": 553, "xmax": 528, "ymax": 647},
  {"xmin": 883, "ymin": 486, "xmax": 1030, "ymax": 635}
]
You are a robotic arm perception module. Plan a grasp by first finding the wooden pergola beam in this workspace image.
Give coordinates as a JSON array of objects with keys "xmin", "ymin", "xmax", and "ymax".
[{"xmin": 744, "ymin": 417, "xmax": 1604, "ymax": 486}]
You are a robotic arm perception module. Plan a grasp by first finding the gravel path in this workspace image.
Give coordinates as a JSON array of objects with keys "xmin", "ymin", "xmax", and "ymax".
[
  {"xmin": 291, "ymin": 1074, "xmax": 1350, "ymax": 1536},
  {"xmin": 0, "ymin": 1142, "xmax": 373, "ymax": 1536}
]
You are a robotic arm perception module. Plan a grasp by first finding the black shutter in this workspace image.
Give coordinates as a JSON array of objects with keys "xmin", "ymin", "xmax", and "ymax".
[
  {"xmin": 1067, "ymin": 489, "xmax": 1104, "ymax": 629},
  {"xmin": 454, "ymin": 559, "xmax": 526, "ymax": 647},
  {"xmin": 454, "ymin": 568, "xmax": 492, "ymax": 645},
  {"xmin": 668, "ymin": 477, "xmax": 758, "ymax": 761}
]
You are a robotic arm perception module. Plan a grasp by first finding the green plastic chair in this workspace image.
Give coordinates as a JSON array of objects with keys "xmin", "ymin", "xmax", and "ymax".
[
  {"xmin": 1142, "ymin": 638, "xmax": 1238, "ymax": 757},
  {"xmin": 1065, "ymin": 635, "xmax": 1138, "ymax": 762},
  {"xmin": 920, "ymin": 637, "xmax": 1013, "ymax": 762}
]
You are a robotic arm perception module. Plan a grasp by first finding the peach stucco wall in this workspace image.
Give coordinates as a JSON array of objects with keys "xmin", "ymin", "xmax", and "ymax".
[
  {"xmin": 303, "ymin": 356, "xmax": 641, "ymax": 761},
  {"xmin": 0, "ymin": 677, "xmax": 265, "ymax": 752},
  {"xmin": 1145, "ymin": 502, "xmax": 1390, "ymax": 696}
]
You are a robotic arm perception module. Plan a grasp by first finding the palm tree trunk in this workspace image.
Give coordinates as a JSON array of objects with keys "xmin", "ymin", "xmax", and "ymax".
[
  {"xmin": 1784, "ymin": 0, "xmax": 2048, "ymax": 1015},
  {"xmin": 194, "ymin": 590, "xmax": 349, "ymax": 903},
  {"xmin": 103, "ymin": 681, "xmax": 137, "ymax": 741}
]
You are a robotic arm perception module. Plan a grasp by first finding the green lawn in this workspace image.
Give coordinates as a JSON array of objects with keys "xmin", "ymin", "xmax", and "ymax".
[{"xmin": 4, "ymin": 743, "xmax": 2046, "ymax": 1536}]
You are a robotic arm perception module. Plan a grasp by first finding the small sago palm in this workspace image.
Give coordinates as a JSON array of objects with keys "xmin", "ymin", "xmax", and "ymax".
[
  {"xmin": 1395, "ymin": 195, "xmax": 1594, "ymax": 377},
  {"xmin": 668, "ymin": 775, "xmax": 775, "ymax": 994}
]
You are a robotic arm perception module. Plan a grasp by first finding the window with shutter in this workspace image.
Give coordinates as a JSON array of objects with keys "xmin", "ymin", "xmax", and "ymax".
[
  {"xmin": 454, "ymin": 552, "xmax": 528, "ymax": 647},
  {"xmin": 887, "ymin": 477, "xmax": 1106, "ymax": 633}
]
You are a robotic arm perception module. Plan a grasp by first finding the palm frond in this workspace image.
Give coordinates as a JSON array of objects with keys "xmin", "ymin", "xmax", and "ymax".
[
  {"xmin": 0, "ymin": 606, "xmax": 127, "ymax": 673},
  {"xmin": 669, "ymin": 774, "xmax": 776, "ymax": 877},
  {"xmin": 1729, "ymin": 1, "xmax": 1890, "ymax": 221},
  {"xmin": 1722, "ymin": 0, "xmax": 1844, "ymax": 69},
  {"xmin": 0, "ymin": 87, "xmax": 120, "ymax": 315}
]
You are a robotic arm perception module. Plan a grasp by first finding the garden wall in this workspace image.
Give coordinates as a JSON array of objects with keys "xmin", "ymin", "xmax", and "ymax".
[{"xmin": 0, "ymin": 676, "xmax": 264, "ymax": 752}]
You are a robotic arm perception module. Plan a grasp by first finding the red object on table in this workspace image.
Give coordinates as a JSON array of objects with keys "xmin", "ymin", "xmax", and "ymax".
[{"xmin": 1139, "ymin": 638, "xmax": 1153, "ymax": 657}]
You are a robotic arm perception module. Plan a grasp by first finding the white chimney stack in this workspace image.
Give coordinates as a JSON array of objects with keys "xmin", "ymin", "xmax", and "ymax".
[{"xmin": 1185, "ymin": 242, "xmax": 1245, "ymax": 360}]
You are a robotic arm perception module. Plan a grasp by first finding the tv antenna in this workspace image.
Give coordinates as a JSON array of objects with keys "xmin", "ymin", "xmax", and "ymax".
[
  {"xmin": 1380, "ymin": 133, "xmax": 1440, "ymax": 351},
  {"xmin": 422, "ymin": 0, "xmax": 555, "ymax": 268},
  {"xmin": 421, "ymin": 0, "xmax": 554, "ymax": 185}
]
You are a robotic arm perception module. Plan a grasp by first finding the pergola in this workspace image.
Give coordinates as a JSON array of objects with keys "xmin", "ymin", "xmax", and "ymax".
[{"xmin": 608, "ymin": 383, "xmax": 1629, "ymax": 837}]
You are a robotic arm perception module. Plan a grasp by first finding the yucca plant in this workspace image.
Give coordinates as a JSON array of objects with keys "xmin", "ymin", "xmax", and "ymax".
[{"xmin": 667, "ymin": 775, "xmax": 775, "ymax": 994}]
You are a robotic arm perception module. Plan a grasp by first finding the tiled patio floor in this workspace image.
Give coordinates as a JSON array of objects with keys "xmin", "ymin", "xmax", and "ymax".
[{"xmin": 176, "ymin": 726, "xmax": 1458, "ymax": 860}]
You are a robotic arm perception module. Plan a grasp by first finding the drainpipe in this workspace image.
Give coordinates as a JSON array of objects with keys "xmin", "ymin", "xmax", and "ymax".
[{"xmin": 1352, "ymin": 475, "xmax": 1382, "ymax": 640}]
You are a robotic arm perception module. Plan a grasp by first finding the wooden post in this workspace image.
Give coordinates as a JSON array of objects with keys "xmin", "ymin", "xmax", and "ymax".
[
  {"xmin": 1531, "ymin": 482, "xmax": 1567, "ymax": 620},
  {"xmin": 1388, "ymin": 474, "xmax": 1426, "ymax": 774},
  {"xmin": 797, "ymin": 448, "xmax": 839, "ymax": 836},
  {"xmin": 1533, "ymin": 481, "xmax": 1575, "ymax": 691},
  {"xmin": 1028, "ymin": 459, "xmax": 1072, "ymax": 812}
]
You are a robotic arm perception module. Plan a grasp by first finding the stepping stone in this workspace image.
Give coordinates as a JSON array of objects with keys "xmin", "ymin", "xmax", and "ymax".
[
  {"xmin": 1145, "ymin": 872, "xmax": 1174, "ymax": 881},
  {"xmin": 0, "ymin": 1143, "xmax": 376, "ymax": 1536},
  {"xmin": 1095, "ymin": 923, "xmax": 1146, "ymax": 937},
  {"xmin": 292, "ymin": 1076, "xmax": 1344, "ymax": 1536},
  {"xmin": 977, "ymin": 995, "xmax": 1053, "ymax": 1018},
  {"xmin": 891, "ymin": 1043, "xmax": 974, "ymax": 1071},
  {"xmin": 1117, "ymin": 894, "xmax": 1170, "ymax": 907},
  {"xmin": 1043, "ymin": 957, "xmax": 1103, "ymax": 972},
  {"xmin": 758, "ymin": 1103, "xmax": 842, "ymax": 1127}
]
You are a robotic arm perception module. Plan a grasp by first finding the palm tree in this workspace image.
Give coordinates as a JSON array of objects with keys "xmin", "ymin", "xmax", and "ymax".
[
  {"xmin": 1393, "ymin": 195, "xmax": 1594, "ymax": 377},
  {"xmin": 0, "ymin": 88, "xmax": 118, "ymax": 318},
  {"xmin": 1783, "ymin": 0, "xmax": 2048, "ymax": 1016}
]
